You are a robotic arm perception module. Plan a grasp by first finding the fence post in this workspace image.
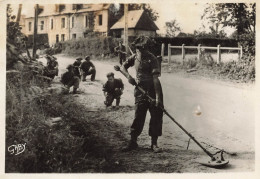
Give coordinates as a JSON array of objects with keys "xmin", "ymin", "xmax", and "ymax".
[
  {"xmin": 182, "ymin": 44, "xmax": 185, "ymax": 61},
  {"xmin": 168, "ymin": 44, "xmax": 171, "ymax": 64},
  {"xmin": 197, "ymin": 44, "xmax": 201, "ymax": 61},
  {"xmin": 239, "ymin": 46, "xmax": 243, "ymax": 60},
  {"xmin": 217, "ymin": 44, "xmax": 221, "ymax": 64},
  {"xmin": 161, "ymin": 43, "xmax": 165, "ymax": 58}
]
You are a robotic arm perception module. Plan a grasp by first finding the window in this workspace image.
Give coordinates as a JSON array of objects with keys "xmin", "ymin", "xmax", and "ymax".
[
  {"xmin": 98, "ymin": 15, "xmax": 102, "ymax": 26},
  {"xmin": 61, "ymin": 18, "xmax": 65, "ymax": 28},
  {"xmin": 61, "ymin": 34, "xmax": 65, "ymax": 41},
  {"xmin": 71, "ymin": 16, "xmax": 74, "ymax": 28},
  {"xmin": 59, "ymin": 4, "xmax": 65, "ymax": 12},
  {"xmin": 40, "ymin": 21, "xmax": 44, "ymax": 30},
  {"xmin": 72, "ymin": 34, "xmax": 76, "ymax": 39},
  {"xmin": 56, "ymin": 34, "xmax": 59, "ymax": 43},
  {"xmin": 51, "ymin": 19, "xmax": 53, "ymax": 29},
  {"xmin": 29, "ymin": 22, "xmax": 32, "ymax": 31},
  {"xmin": 72, "ymin": 4, "xmax": 83, "ymax": 10},
  {"xmin": 85, "ymin": 15, "xmax": 88, "ymax": 27}
]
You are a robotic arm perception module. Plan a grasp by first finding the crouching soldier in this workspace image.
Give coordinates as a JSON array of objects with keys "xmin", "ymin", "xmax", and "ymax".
[
  {"xmin": 61, "ymin": 65, "xmax": 80, "ymax": 94},
  {"xmin": 44, "ymin": 55, "xmax": 59, "ymax": 79},
  {"xmin": 80, "ymin": 56, "xmax": 96, "ymax": 81},
  {"xmin": 73, "ymin": 57, "xmax": 83, "ymax": 78},
  {"xmin": 103, "ymin": 72, "xmax": 124, "ymax": 107}
]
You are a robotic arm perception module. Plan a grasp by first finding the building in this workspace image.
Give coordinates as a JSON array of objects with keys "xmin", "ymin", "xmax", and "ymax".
[
  {"xmin": 22, "ymin": 5, "xmax": 159, "ymax": 46},
  {"xmin": 23, "ymin": 4, "xmax": 113, "ymax": 46},
  {"xmin": 110, "ymin": 10, "xmax": 159, "ymax": 38}
]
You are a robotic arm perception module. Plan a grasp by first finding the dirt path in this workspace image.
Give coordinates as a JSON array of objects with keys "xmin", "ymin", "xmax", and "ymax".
[{"xmin": 45, "ymin": 54, "xmax": 255, "ymax": 172}]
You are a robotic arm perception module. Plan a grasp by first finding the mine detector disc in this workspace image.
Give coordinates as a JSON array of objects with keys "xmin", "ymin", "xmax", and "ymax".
[
  {"xmin": 198, "ymin": 151, "xmax": 229, "ymax": 168},
  {"xmin": 199, "ymin": 159, "xmax": 229, "ymax": 168}
]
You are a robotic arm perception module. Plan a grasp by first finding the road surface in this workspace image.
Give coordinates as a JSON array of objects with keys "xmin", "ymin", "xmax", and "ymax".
[{"xmin": 41, "ymin": 54, "xmax": 255, "ymax": 171}]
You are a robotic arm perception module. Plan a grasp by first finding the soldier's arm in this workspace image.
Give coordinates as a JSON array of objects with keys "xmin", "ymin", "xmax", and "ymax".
[
  {"xmin": 153, "ymin": 74, "xmax": 163, "ymax": 107},
  {"xmin": 90, "ymin": 62, "xmax": 95, "ymax": 69},
  {"xmin": 121, "ymin": 55, "xmax": 136, "ymax": 85}
]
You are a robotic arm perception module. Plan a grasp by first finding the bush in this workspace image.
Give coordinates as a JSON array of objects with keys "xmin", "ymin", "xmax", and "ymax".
[{"xmin": 59, "ymin": 37, "xmax": 121, "ymax": 57}]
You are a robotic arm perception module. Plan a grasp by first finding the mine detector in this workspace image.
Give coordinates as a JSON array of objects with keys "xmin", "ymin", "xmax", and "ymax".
[{"xmin": 114, "ymin": 62, "xmax": 230, "ymax": 168}]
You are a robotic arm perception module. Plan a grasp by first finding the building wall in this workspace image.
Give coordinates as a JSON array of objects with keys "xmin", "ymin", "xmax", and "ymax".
[
  {"xmin": 22, "ymin": 8, "xmax": 110, "ymax": 46},
  {"xmin": 93, "ymin": 10, "xmax": 108, "ymax": 33},
  {"xmin": 120, "ymin": 29, "xmax": 156, "ymax": 38},
  {"xmin": 48, "ymin": 15, "xmax": 70, "ymax": 45}
]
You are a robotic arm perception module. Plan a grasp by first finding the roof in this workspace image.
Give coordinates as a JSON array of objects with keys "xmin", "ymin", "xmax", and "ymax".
[
  {"xmin": 25, "ymin": 4, "xmax": 110, "ymax": 18},
  {"xmin": 110, "ymin": 10, "xmax": 159, "ymax": 31}
]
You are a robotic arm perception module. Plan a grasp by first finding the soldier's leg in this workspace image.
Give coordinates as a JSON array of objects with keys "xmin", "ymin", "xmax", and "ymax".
[
  {"xmin": 104, "ymin": 93, "xmax": 114, "ymax": 107},
  {"xmin": 90, "ymin": 68, "xmax": 96, "ymax": 81},
  {"xmin": 114, "ymin": 89, "xmax": 122, "ymax": 106},
  {"xmin": 81, "ymin": 71, "xmax": 87, "ymax": 81},
  {"xmin": 72, "ymin": 76, "xmax": 80, "ymax": 93},
  {"xmin": 130, "ymin": 100, "xmax": 149, "ymax": 139},
  {"xmin": 148, "ymin": 104, "xmax": 163, "ymax": 149}
]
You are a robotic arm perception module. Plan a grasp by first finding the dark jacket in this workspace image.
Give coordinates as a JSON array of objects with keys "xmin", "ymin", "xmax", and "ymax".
[{"xmin": 103, "ymin": 78, "xmax": 124, "ymax": 94}]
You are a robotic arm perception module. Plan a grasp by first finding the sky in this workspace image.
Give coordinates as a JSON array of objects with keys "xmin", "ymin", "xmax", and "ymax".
[{"xmin": 9, "ymin": 3, "xmax": 235, "ymax": 36}]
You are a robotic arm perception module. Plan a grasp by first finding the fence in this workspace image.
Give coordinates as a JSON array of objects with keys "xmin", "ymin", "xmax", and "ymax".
[{"xmin": 161, "ymin": 43, "xmax": 243, "ymax": 64}]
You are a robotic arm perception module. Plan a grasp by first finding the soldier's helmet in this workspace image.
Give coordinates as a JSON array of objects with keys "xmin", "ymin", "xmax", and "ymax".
[
  {"xmin": 76, "ymin": 57, "xmax": 83, "ymax": 61},
  {"xmin": 132, "ymin": 36, "xmax": 156, "ymax": 49},
  {"xmin": 85, "ymin": 56, "xmax": 90, "ymax": 60},
  {"xmin": 66, "ymin": 64, "xmax": 74, "ymax": 70},
  {"xmin": 45, "ymin": 55, "xmax": 52, "ymax": 61}
]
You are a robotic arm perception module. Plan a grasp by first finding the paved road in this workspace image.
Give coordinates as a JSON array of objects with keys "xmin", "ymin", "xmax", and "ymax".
[{"xmin": 43, "ymin": 54, "xmax": 255, "ymax": 154}]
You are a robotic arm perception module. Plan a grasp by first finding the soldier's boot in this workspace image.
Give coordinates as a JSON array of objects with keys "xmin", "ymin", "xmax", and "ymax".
[
  {"xmin": 116, "ymin": 99, "xmax": 120, "ymax": 106},
  {"xmin": 122, "ymin": 135, "xmax": 138, "ymax": 152},
  {"xmin": 151, "ymin": 136, "xmax": 162, "ymax": 153},
  {"xmin": 73, "ymin": 87, "xmax": 78, "ymax": 94}
]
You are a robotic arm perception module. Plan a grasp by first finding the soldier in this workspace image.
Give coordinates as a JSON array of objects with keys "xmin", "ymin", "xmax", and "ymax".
[
  {"xmin": 114, "ymin": 41, "xmax": 126, "ymax": 65},
  {"xmin": 60, "ymin": 64, "xmax": 80, "ymax": 94},
  {"xmin": 44, "ymin": 55, "xmax": 59, "ymax": 79},
  {"xmin": 73, "ymin": 57, "xmax": 83, "ymax": 78},
  {"xmin": 120, "ymin": 36, "xmax": 164, "ymax": 153},
  {"xmin": 103, "ymin": 72, "xmax": 124, "ymax": 107},
  {"xmin": 80, "ymin": 56, "xmax": 96, "ymax": 81}
]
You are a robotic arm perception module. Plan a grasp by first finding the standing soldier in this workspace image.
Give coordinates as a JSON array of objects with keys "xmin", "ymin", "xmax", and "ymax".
[
  {"xmin": 80, "ymin": 56, "xmax": 96, "ymax": 81},
  {"xmin": 103, "ymin": 72, "xmax": 124, "ymax": 107},
  {"xmin": 114, "ymin": 41, "xmax": 127, "ymax": 65},
  {"xmin": 120, "ymin": 36, "xmax": 164, "ymax": 153},
  {"xmin": 73, "ymin": 57, "xmax": 83, "ymax": 78},
  {"xmin": 60, "ymin": 65, "xmax": 80, "ymax": 94}
]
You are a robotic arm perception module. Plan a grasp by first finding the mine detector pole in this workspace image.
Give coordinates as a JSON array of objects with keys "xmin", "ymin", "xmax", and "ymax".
[
  {"xmin": 32, "ymin": 4, "xmax": 39, "ymax": 59},
  {"xmin": 124, "ymin": 4, "xmax": 129, "ymax": 56}
]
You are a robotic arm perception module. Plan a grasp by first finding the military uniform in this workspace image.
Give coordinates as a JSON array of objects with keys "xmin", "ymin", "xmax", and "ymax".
[
  {"xmin": 103, "ymin": 78, "xmax": 124, "ymax": 106},
  {"xmin": 73, "ymin": 60, "xmax": 82, "ymax": 78},
  {"xmin": 123, "ymin": 50, "xmax": 163, "ymax": 139},
  {"xmin": 115, "ymin": 44, "xmax": 126, "ymax": 65},
  {"xmin": 61, "ymin": 66, "xmax": 80, "ymax": 93},
  {"xmin": 80, "ymin": 60, "xmax": 96, "ymax": 81}
]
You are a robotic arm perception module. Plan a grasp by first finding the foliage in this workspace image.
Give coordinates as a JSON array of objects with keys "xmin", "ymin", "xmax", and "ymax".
[
  {"xmin": 202, "ymin": 3, "xmax": 255, "ymax": 35},
  {"xmin": 165, "ymin": 20, "xmax": 182, "ymax": 37},
  {"xmin": 59, "ymin": 36, "xmax": 121, "ymax": 57},
  {"xmin": 115, "ymin": 3, "xmax": 159, "ymax": 22}
]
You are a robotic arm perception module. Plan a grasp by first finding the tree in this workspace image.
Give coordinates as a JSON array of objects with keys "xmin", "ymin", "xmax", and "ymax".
[
  {"xmin": 165, "ymin": 20, "xmax": 181, "ymax": 37},
  {"xmin": 202, "ymin": 3, "xmax": 255, "ymax": 36},
  {"xmin": 112, "ymin": 3, "xmax": 159, "ymax": 22}
]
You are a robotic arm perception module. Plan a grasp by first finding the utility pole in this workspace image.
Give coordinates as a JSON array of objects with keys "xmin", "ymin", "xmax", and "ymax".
[
  {"xmin": 16, "ymin": 4, "xmax": 22, "ymax": 23},
  {"xmin": 32, "ymin": 4, "xmax": 39, "ymax": 59},
  {"xmin": 124, "ymin": 4, "xmax": 129, "ymax": 56}
]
